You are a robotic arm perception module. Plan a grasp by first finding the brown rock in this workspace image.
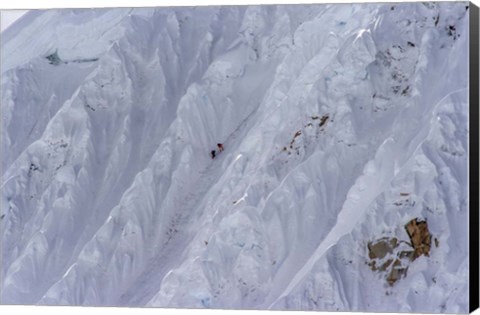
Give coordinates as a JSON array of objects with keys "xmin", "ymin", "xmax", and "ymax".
[
  {"xmin": 379, "ymin": 258, "xmax": 394, "ymax": 272},
  {"xmin": 398, "ymin": 250, "xmax": 415, "ymax": 261},
  {"xmin": 387, "ymin": 260, "xmax": 408, "ymax": 286},
  {"xmin": 368, "ymin": 237, "xmax": 399, "ymax": 259},
  {"xmin": 404, "ymin": 218, "xmax": 432, "ymax": 259}
]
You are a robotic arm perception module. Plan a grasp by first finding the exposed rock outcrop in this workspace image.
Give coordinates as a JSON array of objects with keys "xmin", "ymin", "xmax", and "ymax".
[{"xmin": 367, "ymin": 218, "xmax": 433, "ymax": 286}]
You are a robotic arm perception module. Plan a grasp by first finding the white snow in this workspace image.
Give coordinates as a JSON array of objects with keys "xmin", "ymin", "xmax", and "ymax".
[{"xmin": 0, "ymin": 2, "xmax": 470, "ymax": 312}]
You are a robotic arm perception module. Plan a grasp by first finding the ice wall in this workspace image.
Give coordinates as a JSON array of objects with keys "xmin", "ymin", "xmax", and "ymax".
[{"xmin": 1, "ymin": 2, "xmax": 470, "ymax": 312}]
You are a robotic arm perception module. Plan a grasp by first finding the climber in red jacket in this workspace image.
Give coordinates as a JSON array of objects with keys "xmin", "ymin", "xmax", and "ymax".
[{"xmin": 217, "ymin": 143, "xmax": 224, "ymax": 152}]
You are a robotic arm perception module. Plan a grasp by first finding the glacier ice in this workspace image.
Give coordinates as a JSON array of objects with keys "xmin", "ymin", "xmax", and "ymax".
[{"xmin": 0, "ymin": 2, "xmax": 470, "ymax": 312}]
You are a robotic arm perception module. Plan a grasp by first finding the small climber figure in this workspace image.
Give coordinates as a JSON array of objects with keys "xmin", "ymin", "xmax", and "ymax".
[
  {"xmin": 211, "ymin": 150, "xmax": 216, "ymax": 159},
  {"xmin": 217, "ymin": 143, "xmax": 224, "ymax": 152}
]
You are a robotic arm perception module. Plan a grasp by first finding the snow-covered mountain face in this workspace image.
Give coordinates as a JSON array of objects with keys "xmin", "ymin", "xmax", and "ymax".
[{"xmin": 0, "ymin": 2, "xmax": 470, "ymax": 312}]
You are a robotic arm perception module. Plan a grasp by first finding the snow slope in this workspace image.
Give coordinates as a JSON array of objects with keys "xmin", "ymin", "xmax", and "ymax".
[{"xmin": 0, "ymin": 2, "xmax": 470, "ymax": 312}]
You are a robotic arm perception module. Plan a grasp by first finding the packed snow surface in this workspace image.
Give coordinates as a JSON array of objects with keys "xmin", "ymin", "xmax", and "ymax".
[{"xmin": 1, "ymin": 2, "xmax": 470, "ymax": 312}]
